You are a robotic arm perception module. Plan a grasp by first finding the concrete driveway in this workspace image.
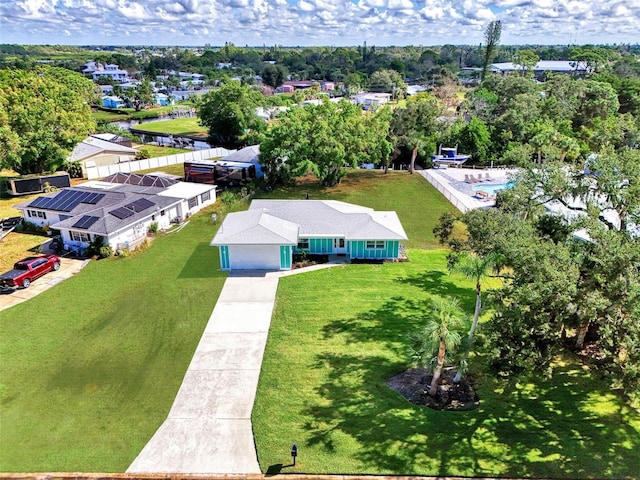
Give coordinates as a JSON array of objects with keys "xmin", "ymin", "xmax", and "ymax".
[
  {"xmin": 0, "ymin": 255, "xmax": 89, "ymax": 313},
  {"xmin": 127, "ymin": 261, "xmax": 347, "ymax": 474}
]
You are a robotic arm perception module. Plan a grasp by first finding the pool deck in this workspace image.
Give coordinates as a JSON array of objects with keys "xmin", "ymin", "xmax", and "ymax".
[{"xmin": 419, "ymin": 166, "xmax": 519, "ymax": 213}]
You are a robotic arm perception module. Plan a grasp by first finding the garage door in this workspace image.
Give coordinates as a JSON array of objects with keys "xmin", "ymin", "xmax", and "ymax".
[{"xmin": 228, "ymin": 245, "xmax": 281, "ymax": 270}]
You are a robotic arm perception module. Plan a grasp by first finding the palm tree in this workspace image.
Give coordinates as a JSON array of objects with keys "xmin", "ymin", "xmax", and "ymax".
[
  {"xmin": 410, "ymin": 296, "xmax": 466, "ymax": 397},
  {"xmin": 451, "ymin": 252, "xmax": 500, "ymax": 382}
]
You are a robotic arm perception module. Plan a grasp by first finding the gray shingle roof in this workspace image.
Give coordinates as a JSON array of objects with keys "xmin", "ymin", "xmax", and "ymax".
[
  {"xmin": 211, "ymin": 199, "xmax": 407, "ymax": 246},
  {"xmin": 69, "ymin": 136, "xmax": 136, "ymax": 162},
  {"xmin": 211, "ymin": 209, "xmax": 299, "ymax": 245},
  {"xmin": 23, "ymin": 185, "xmax": 180, "ymax": 236}
]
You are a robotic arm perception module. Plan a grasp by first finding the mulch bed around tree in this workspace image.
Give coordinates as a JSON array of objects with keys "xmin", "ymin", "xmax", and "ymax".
[{"xmin": 387, "ymin": 367, "xmax": 480, "ymax": 411}]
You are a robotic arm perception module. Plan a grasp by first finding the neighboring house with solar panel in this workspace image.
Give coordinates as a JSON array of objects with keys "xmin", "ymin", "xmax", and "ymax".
[
  {"xmin": 211, "ymin": 199, "xmax": 407, "ymax": 270},
  {"xmin": 68, "ymin": 136, "xmax": 137, "ymax": 177},
  {"xmin": 16, "ymin": 175, "xmax": 216, "ymax": 254}
]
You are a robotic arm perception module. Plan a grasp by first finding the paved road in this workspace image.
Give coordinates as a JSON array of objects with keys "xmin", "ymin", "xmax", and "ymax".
[{"xmin": 127, "ymin": 262, "xmax": 346, "ymax": 474}]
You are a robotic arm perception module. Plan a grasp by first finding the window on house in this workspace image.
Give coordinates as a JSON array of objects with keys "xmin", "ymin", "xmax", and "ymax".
[
  {"xmin": 366, "ymin": 240, "xmax": 385, "ymax": 249},
  {"xmin": 201, "ymin": 191, "xmax": 211, "ymax": 202},
  {"xmin": 37, "ymin": 211, "xmax": 46, "ymax": 219},
  {"xmin": 70, "ymin": 231, "xmax": 90, "ymax": 243},
  {"xmin": 188, "ymin": 197, "xmax": 198, "ymax": 209},
  {"xmin": 160, "ymin": 210, "xmax": 165, "ymax": 216},
  {"xmin": 297, "ymin": 238, "xmax": 309, "ymax": 249}
]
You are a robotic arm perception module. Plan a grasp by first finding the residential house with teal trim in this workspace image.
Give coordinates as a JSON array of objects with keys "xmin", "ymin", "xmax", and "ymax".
[{"xmin": 210, "ymin": 200, "xmax": 408, "ymax": 270}]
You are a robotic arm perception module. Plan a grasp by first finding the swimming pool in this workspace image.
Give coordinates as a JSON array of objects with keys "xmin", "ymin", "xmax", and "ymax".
[{"xmin": 472, "ymin": 182, "xmax": 514, "ymax": 195}]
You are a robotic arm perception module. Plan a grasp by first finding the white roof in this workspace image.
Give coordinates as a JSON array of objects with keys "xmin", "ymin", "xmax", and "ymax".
[
  {"xmin": 211, "ymin": 210, "xmax": 299, "ymax": 245},
  {"xmin": 492, "ymin": 60, "xmax": 589, "ymax": 73},
  {"xmin": 211, "ymin": 199, "xmax": 407, "ymax": 246},
  {"xmin": 158, "ymin": 182, "xmax": 215, "ymax": 200},
  {"xmin": 69, "ymin": 136, "xmax": 136, "ymax": 162}
]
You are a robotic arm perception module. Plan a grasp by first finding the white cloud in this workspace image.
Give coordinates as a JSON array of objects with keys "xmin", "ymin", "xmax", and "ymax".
[{"xmin": 0, "ymin": 0, "xmax": 638, "ymax": 46}]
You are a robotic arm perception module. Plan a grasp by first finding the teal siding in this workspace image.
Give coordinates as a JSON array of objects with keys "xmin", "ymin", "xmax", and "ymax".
[
  {"xmin": 348, "ymin": 240, "xmax": 400, "ymax": 260},
  {"xmin": 280, "ymin": 245, "xmax": 292, "ymax": 270},
  {"xmin": 220, "ymin": 245, "xmax": 230, "ymax": 269},
  {"xmin": 307, "ymin": 238, "xmax": 333, "ymax": 254}
]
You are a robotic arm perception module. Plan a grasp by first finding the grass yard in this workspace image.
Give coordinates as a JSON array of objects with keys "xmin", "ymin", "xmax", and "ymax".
[
  {"xmin": 252, "ymin": 249, "xmax": 640, "ymax": 479},
  {"xmin": 1, "ymin": 193, "xmax": 51, "ymax": 271},
  {"xmin": 257, "ymin": 169, "xmax": 457, "ymax": 249},
  {"xmin": 92, "ymin": 106, "xmax": 177, "ymax": 123},
  {"xmin": 134, "ymin": 145, "xmax": 191, "ymax": 159},
  {"xmin": 92, "ymin": 109, "xmax": 130, "ymax": 123},
  {"xmin": 0, "ymin": 205, "xmax": 229, "ymax": 472},
  {"xmin": 136, "ymin": 117, "xmax": 208, "ymax": 139}
]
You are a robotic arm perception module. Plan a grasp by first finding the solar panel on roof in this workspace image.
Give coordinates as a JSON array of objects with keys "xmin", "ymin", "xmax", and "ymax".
[
  {"xmin": 72, "ymin": 215, "xmax": 99, "ymax": 229},
  {"xmin": 47, "ymin": 190, "xmax": 82, "ymax": 211},
  {"xmin": 30, "ymin": 196, "xmax": 52, "ymax": 208},
  {"xmin": 125, "ymin": 198, "xmax": 155, "ymax": 213},
  {"xmin": 109, "ymin": 207, "xmax": 135, "ymax": 220},
  {"xmin": 83, "ymin": 192, "xmax": 105, "ymax": 204}
]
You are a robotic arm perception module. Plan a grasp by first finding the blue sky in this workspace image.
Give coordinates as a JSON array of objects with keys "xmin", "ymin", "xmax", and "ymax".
[{"xmin": 1, "ymin": 0, "xmax": 638, "ymax": 46}]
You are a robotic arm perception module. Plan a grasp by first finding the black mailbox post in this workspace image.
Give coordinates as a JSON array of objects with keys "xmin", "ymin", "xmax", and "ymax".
[{"xmin": 291, "ymin": 444, "xmax": 298, "ymax": 465}]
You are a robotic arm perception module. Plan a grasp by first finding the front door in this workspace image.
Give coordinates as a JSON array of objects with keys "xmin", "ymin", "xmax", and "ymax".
[{"xmin": 333, "ymin": 238, "xmax": 347, "ymax": 254}]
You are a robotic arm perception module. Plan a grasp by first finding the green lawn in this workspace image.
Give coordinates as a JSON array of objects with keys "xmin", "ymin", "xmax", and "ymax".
[
  {"xmin": 92, "ymin": 106, "xmax": 177, "ymax": 123},
  {"xmin": 92, "ymin": 109, "xmax": 130, "ymax": 123},
  {"xmin": 3, "ymin": 170, "xmax": 635, "ymax": 477},
  {"xmin": 0, "ymin": 205, "xmax": 229, "ymax": 471},
  {"xmin": 252, "ymin": 249, "xmax": 640, "ymax": 478},
  {"xmin": 135, "ymin": 145, "xmax": 191, "ymax": 159},
  {"xmin": 136, "ymin": 117, "xmax": 208, "ymax": 138}
]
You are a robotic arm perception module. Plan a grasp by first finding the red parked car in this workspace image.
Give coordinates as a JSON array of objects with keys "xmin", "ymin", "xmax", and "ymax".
[{"xmin": 0, "ymin": 254, "xmax": 61, "ymax": 290}]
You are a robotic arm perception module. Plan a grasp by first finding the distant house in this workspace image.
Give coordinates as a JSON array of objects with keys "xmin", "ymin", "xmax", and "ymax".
[
  {"xmin": 68, "ymin": 136, "xmax": 137, "ymax": 177},
  {"xmin": 275, "ymin": 80, "xmax": 335, "ymax": 93},
  {"xmin": 16, "ymin": 176, "xmax": 216, "ymax": 254},
  {"xmin": 211, "ymin": 200, "xmax": 407, "ymax": 270},
  {"xmin": 354, "ymin": 92, "xmax": 392, "ymax": 107},
  {"xmin": 170, "ymin": 88, "xmax": 211, "ymax": 101},
  {"xmin": 153, "ymin": 93, "xmax": 174, "ymax": 106},
  {"xmin": 491, "ymin": 60, "xmax": 591, "ymax": 77},
  {"xmin": 275, "ymin": 84, "xmax": 295, "ymax": 94},
  {"xmin": 92, "ymin": 64, "xmax": 130, "ymax": 83},
  {"xmin": 102, "ymin": 95, "xmax": 124, "ymax": 109},
  {"xmin": 82, "ymin": 61, "xmax": 100, "ymax": 74}
]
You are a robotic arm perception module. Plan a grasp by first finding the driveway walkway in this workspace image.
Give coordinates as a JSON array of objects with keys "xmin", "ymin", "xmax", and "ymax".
[{"xmin": 127, "ymin": 261, "xmax": 346, "ymax": 474}]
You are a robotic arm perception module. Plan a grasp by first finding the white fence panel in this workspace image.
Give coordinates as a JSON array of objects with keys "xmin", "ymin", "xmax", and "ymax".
[
  {"xmin": 422, "ymin": 171, "xmax": 470, "ymax": 213},
  {"xmin": 84, "ymin": 147, "xmax": 238, "ymax": 179}
]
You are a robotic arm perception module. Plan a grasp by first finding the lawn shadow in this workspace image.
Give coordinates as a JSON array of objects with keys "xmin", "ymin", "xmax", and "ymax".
[
  {"xmin": 322, "ymin": 295, "xmax": 425, "ymax": 356},
  {"xmin": 265, "ymin": 463, "xmax": 283, "ymax": 476},
  {"xmin": 305, "ymin": 293, "xmax": 640, "ymax": 477},
  {"xmin": 178, "ymin": 242, "xmax": 221, "ymax": 278},
  {"xmin": 401, "ymin": 270, "xmax": 479, "ymax": 314}
]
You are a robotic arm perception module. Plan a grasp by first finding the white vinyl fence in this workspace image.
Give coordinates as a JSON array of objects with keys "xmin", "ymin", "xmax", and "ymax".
[
  {"xmin": 86, "ymin": 147, "xmax": 235, "ymax": 180},
  {"xmin": 420, "ymin": 170, "xmax": 474, "ymax": 213}
]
